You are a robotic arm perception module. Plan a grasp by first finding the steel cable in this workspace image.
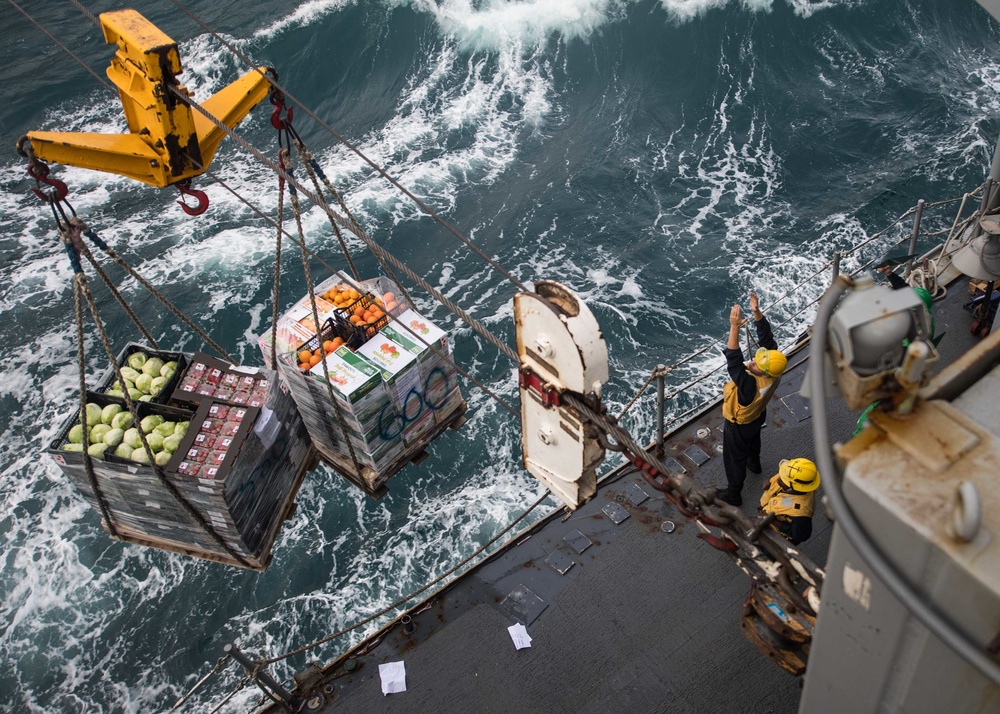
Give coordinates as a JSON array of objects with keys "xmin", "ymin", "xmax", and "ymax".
[{"xmin": 166, "ymin": 0, "xmax": 530, "ymax": 295}]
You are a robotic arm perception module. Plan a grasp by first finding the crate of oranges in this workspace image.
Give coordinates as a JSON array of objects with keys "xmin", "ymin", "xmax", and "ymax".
[
  {"xmin": 334, "ymin": 299, "xmax": 390, "ymax": 344},
  {"xmin": 320, "ymin": 283, "xmax": 367, "ymax": 311},
  {"xmin": 294, "ymin": 319, "xmax": 356, "ymax": 372}
]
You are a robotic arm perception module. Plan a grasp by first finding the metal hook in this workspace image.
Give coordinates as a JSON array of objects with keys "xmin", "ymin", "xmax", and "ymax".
[
  {"xmin": 271, "ymin": 103, "xmax": 294, "ymax": 131},
  {"xmin": 27, "ymin": 162, "xmax": 69, "ymax": 202},
  {"xmin": 176, "ymin": 181, "xmax": 209, "ymax": 216}
]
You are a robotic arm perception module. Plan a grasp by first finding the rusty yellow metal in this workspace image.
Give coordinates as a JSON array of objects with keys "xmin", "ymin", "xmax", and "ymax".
[{"xmin": 24, "ymin": 9, "xmax": 270, "ymax": 188}]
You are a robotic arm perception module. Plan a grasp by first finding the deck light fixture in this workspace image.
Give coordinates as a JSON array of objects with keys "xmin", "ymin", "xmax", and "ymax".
[{"xmin": 807, "ymin": 274, "xmax": 935, "ymax": 410}]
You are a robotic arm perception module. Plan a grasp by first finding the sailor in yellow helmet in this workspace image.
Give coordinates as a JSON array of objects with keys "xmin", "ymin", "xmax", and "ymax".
[
  {"xmin": 715, "ymin": 292, "xmax": 787, "ymax": 506},
  {"xmin": 759, "ymin": 458, "xmax": 821, "ymax": 545}
]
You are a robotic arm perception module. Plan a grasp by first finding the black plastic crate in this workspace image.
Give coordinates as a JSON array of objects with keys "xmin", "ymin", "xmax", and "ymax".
[
  {"xmin": 103, "ymin": 401, "xmax": 197, "ymax": 468},
  {"xmin": 292, "ymin": 318, "xmax": 361, "ymax": 368},
  {"xmin": 332, "ymin": 306, "xmax": 390, "ymax": 345},
  {"xmin": 94, "ymin": 343, "xmax": 188, "ymax": 405},
  {"xmin": 47, "ymin": 391, "xmax": 131, "ymax": 464}
]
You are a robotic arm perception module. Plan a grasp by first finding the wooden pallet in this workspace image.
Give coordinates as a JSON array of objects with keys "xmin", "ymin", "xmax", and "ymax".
[
  {"xmin": 102, "ymin": 446, "xmax": 319, "ymax": 571},
  {"xmin": 317, "ymin": 401, "xmax": 468, "ymax": 498}
]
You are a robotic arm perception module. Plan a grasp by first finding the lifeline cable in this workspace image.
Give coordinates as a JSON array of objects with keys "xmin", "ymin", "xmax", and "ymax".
[{"xmin": 259, "ymin": 489, "xmax": 551, "ymax": 665}]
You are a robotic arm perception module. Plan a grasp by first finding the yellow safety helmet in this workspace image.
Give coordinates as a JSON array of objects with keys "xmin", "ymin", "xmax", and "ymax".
[
  {"xmin": 754, "ymin": 348, "xmax": 788, "ymax": 377},
  {"xmin": 778, "ymin": 458, "xmax": 820, "ymax": 493}
]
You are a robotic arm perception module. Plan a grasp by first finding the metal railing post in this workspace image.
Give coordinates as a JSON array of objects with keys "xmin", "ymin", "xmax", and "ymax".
[
  {"xmin": 905, "ymin": 199, "xmax": 925, "ymax": 278},
  {"xmin": 655, "ymin": 365, "xmax": 666, "ymax": 454},
  {"xmin": 224, "ymin": 643, "xmax": 297, "ymax": 710},
  {"xmin": 831, "ymin": 252, "xmax": 841, "ymax": 284}
]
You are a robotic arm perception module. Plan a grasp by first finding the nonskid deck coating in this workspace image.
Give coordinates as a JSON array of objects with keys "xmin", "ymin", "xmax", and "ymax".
[{"xmin": 278, "ymin": 278, "xmax": 980, "ymax": 714}]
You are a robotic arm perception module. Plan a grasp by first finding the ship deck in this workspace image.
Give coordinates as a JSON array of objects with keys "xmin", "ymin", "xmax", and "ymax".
[{"xmin": 274, "ymin": 273, "xmax": 983, "ymax": 714}]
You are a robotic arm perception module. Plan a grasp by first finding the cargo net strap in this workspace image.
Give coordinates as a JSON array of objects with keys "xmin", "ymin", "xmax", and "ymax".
[
  {"xmin": 166, "ymin": 69, "xmax": 521, "ymax": 365},
  {"xmin": 282, "ymin": 152, "xmax": 367, "ymax": 477},
  {"xmin": 37, "ymin": 176, "xmax": 249, "ymax": 566},
  {"xmin": 71, "ymin": 271, "xmax": 253, "ymax": 568}
]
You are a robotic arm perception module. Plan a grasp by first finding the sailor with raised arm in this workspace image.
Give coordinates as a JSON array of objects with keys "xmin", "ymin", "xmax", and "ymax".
[{"xmin": 715, "ymin": 292, "xmax": 787, "ymax": 506}]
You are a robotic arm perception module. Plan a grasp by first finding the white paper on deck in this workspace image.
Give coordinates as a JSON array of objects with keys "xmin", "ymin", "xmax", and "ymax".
[
  {"xmin": 508, "ymin": 623, "xmax": 532, "ymax": 650},
  {"xmin": 379, "ymin": 661, "xmax": 406, "ymax": 695}
]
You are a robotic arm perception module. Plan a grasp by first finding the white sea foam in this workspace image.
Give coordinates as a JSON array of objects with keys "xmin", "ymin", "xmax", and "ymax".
[
  {"xmin": 658, "ymin": 0, "xmax": 855, "ymax": 23},
  {"xmin": 254, "ymin": 0, "xmax": 359, "ymax": 41}
]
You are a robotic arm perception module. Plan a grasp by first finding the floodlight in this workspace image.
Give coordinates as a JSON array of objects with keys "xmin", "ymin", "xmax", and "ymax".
[{"xmin": 821, "ymin": 274, "xmax": 936, "ymax": 410}]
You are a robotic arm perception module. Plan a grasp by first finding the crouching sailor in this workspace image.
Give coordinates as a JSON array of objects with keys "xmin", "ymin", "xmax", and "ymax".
[{"xmin": 759, "ymin": 458, "xmax": 820, "ymax": 545}]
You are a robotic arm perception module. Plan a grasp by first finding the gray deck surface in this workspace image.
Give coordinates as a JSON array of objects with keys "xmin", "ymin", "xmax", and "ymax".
[{"xmin": 285, "ymin": 277, "xmax": 981, "ymax": 714}]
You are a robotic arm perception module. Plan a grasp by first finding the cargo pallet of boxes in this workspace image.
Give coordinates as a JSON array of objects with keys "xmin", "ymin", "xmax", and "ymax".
[
  {"xmin": 259, "ymin": 272, "xmax": 466, "ymax": 498},
  {"xmin": 45, "ymin": 344, "xmax": 315, "ymax": 571}
]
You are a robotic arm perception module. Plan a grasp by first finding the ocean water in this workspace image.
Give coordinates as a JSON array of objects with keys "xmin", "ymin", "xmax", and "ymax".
[{"xmin": 1, "ymin": 0, "xmax": 998, "ymax": 711}]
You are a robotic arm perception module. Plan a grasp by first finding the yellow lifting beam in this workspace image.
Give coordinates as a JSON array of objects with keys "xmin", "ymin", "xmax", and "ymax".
[{"xmin": 24, "ymin": 9, "xmax": 270, "ymax": 188}]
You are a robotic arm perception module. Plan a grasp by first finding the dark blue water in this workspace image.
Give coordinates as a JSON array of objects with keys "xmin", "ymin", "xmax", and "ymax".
[{"xmin": 1, "ymin": 0, "xmax": 998, "ymax": 710}]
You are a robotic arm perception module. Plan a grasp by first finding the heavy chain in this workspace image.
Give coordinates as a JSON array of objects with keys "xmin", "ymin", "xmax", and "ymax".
[{"xmin": 561, "ymin": 392, "xmax": 825, "ymax": 613}]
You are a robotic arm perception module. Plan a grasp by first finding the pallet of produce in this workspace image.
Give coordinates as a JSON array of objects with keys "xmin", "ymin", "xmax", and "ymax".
[{"xmin": 46, "ymin": 356, "xmax": 314, "ymax": 571}]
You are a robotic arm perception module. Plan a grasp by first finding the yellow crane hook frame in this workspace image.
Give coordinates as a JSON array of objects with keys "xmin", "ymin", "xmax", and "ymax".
[{"xmin": 23, "ymin": 9, "xmax": 271, "ymax": 190}]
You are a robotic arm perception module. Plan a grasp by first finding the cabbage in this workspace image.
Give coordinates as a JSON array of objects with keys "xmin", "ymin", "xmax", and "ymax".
[
  {"xmin": 111, "ymin": 411, "xmax": 133, "ymax": 430},
  {"xmin": 127, "ymin": 351, "xmax": 148, "ymax": 370},
  {"xmin": 85, "ymin": 403, "xmax": 103, "ymax": 426},
  {"xmin": 141, "ymin": 358, "xmax": 165, "ymax": 377},
  {"xmin": 140, "ymin": 415, "xmax": 164, "ymax": 434},
  {"xmin": 87, "ymin": 443, "xmax": 108, "ymax": 459},
  {"xmin": 154, "ymin": 421, "xmax": 175, "ymax": 437},
  {"xmin": 120, "ymin": 366, "xmax": 141, "ymax": 382},
  {"xmin": 154, "ymin": 451, "xmax": 172, "ymax": 467},
  {"xmin": 101, "ymin": 403, "xmax": 122, "ymax": 425},
  {"xmin": 149, "ymin": 376, "xmax": 168, "ymax": 396},
  {"xmin": 106, "ymin": 388, "xmax": 123, "ymax": 397},
  {"xmin": 114, "ymin": 443, "xmax": 133, "ymax": 459},
  {"xmin": 127, "ymin": 388, "xmax": 143, "ymax": 401},
  {"xmin": 131, "ymin": 447, "xmax": 151, "ymax": 465},
  {"xmin": 146, "ymin": 432, "xmax": 165, "ymax": 453},
  {"xmin": 62, "ymin": 443, "xmax": 84, "ymax": 453},
  {"xmin": 90, "ymin": 424, "xmax": 111, "ymax": 442},
  {"xmin": 134, "ymin": 373, "xmax": 153, "ymax": 394},
  {"xmin": 68, "ymin": 424, "xmax": 84, "ymax": 444},
  {"xmin": 138, "ymin": 395, "xmax": 152, "ymax": 402},
  {"xmin": 161, "ymin": 361, "xmax": 178, "ymax": 379},
  {"xmin": 123, "ymin": 428, "xmax": 142, "ymax": 449},
  {"xmin": 174, "ymin": 421, "xmax": 189, "ymax": 438},
  {"xmin": 162, "ymin": 434, "xmax": 182, "ymax": 453},
  {"xmin": 103, "ymin": 428, "xmax": 124, "ymax": 447}
]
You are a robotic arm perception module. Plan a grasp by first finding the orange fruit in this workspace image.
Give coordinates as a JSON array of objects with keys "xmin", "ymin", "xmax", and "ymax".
[
  {"xmin": 386, "ymin": 300, "xmax": 398, "ymax": 311},
  {"xmin": 309, "ymin": 353, "xmax": 322, "ymax": 366},
  {"xmin": 298, "ymin": 349, "xmax": 312, "ymax": 364},
  {"xmin": 383, "ymin": 291, "xmax": 395, "ymax": 303},
  {"xmin": 323, "ymin": 340, "xmax": 336, "ymax": 353},
  {"xmin": 299, "ymin": 361, "xmax": 311, "ymax": 371}
]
